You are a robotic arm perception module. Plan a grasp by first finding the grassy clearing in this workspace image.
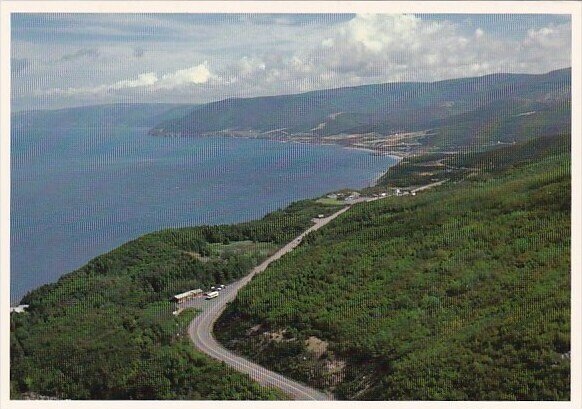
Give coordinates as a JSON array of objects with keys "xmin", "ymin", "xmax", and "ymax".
[
  {"xmin": 208, "ymin": 241, "xmax": 278, "ymax": 259},
  {"xmin": 316, "ymin": 198, "xmax": 344, "ymax": 206}
]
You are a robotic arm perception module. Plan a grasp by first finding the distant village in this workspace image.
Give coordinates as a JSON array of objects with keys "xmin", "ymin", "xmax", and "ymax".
[{"xmin": 326, "ymin": 187, "xmax": 416, "ymax": 203}]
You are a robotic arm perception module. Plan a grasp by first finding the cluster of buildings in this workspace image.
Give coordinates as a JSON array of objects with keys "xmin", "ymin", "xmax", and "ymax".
[{"xmin": 326, "ymin": 187, "xmax": 415, "ymax": 203}]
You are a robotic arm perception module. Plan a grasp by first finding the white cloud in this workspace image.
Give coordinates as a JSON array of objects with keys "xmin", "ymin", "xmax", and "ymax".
[
  {"xmin": 41, "ymin": 63, "xmax": 214, "ymax": 96},
  {"xmin": 12, "ymin": 14, "xmax": 572, "ymax": 110},
  {"xmin": 343, "ymin": 14, "xmax": 421, "ymax": 53},
  {"xmin": 523, "ymin": 24, "xmax": 570, "ymax": 49},
  {"xmin": 235, "ymin": 57, "xmax": 266, "ymax": 77},
  {"xmin": 158, "ymin": 63, "xmax": 213, "ymax": 88},
  {"xmin": 109, "ymin": 72, "xmax": 159, "ymax": 90}
]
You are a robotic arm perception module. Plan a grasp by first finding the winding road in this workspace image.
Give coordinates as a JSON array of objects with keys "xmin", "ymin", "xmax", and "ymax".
[
  {"xmin": 187, "ymin": 206, "xmax": 350, "ymax": 400},
  {"xmin": 186, "ymin": 180, "xmax": 447, "ymax": 400}
]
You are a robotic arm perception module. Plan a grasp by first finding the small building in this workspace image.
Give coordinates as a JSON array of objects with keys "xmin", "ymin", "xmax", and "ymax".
[
  {"xmin": 326, "ymin": 193, "xmax": 338, "ymax": 199},
  {"xmin": 318, "ymin": 214, "xmax": 325, "ymax": 218},
  {"xmin": 172, "ymin": 289, "xmax": 203, "ymax": 304},
  {"xmin": 345, "ymin": 192, "xmax": 361, "ymax": 201},
  {"xmin": 10, "ymin": 304, "xmax": 29, "ymax": 314}
]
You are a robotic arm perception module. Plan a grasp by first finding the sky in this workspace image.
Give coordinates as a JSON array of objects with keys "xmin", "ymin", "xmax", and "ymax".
[{"xmin": 10, "ymin": 13, "xmax": 572, "ymax": 111}]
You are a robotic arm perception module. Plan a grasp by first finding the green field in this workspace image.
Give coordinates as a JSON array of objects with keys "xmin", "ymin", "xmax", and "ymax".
[
  {"xmin": 316, "ymin": 198, "xmax": 345, "ymax": 206},
  {"xmin": 208, "ymin": 240, "xmax": 278, "ymax": 259}
]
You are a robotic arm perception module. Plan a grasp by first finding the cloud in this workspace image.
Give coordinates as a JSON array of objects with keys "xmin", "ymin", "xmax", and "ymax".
[
  {"xmin": 158, "ymin": 63, "xmax": 213, "ymax": 88},
  {"xmin": 109, "ymin": 72, "xmax": 158, "ymax": 90},
  {"xmin": 523, "ymin": 23, "xmax": 570, "ymax": 49},
  {"xmin": 59, "ymin": 48, "xmax": 99, "ymax": 61},
  {"xmin": 12, "ymin": 14, "xmax": 572, "ymax": 110},
  {"xmin": 287, "ymin": 13, "xmax": 571, "ymax": 84},
  {"xmin": 42, "ymin": 63, "xmax": 214, "ymax": 96},
  {"xmin": 343, "ymin": 14, "xmax": 422, "ymax": 53}
]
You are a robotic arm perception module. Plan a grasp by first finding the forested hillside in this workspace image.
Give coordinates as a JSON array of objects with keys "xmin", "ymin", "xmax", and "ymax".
[
  {"xmin": 10, "ymin": 200, "xmax": 340, "ymax": 399},
  {"xmin": 150, "ymin": 69, "xmax": 570, "ymax": 151},
  {"xmin": 215, "ymin": 133, "xmax": 571, "ymax": 400}
]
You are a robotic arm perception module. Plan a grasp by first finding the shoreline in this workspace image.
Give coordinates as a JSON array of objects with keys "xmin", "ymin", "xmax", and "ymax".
[
  {"xmin": 12, "ymin": 132, "xmax": 400, "ymax": 304},
  {"xmin": 158, "ymin": 129, "xmax": 412, "ymax": 159}
]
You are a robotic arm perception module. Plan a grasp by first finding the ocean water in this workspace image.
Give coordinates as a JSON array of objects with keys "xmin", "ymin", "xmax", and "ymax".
[{"xmin": 11, "ymin": 125, "xmax": 396, "ymax": 303}]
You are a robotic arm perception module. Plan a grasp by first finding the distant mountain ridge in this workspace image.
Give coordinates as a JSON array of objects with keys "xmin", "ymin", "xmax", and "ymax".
[
  {"xmin": 149, "ymin": 68, "xmax": 570, "ymax": 154},
  {"xmin": 12, "ymin": 103, "xmax": 196, "ymax": 129},
  {"xmin": 12, "ymin": 69, "xmax": 570, "ymax": 156}
]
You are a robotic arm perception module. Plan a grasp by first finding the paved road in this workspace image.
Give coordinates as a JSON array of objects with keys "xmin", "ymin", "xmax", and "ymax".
[
  {"xmin": 186, "ymin": 180, "xmax": 447, "ymax": 399},
  {"xmin": 411, "ymin": 179, "xmax": 449, "ymax": 193},
  {"xmin": 187, "ymin": 207, "xmax": 350, "ymax": 400}
]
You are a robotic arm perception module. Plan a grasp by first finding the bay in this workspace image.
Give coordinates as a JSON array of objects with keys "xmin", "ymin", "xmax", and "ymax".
[{"xmin": 11, "ymin": 125, "xmax": 396, "ymax": 303}]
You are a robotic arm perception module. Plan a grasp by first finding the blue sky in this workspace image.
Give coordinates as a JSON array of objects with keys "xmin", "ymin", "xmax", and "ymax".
[{"xmin": 11, "ymin": 13, "xmax": 571, "ymax": 111}]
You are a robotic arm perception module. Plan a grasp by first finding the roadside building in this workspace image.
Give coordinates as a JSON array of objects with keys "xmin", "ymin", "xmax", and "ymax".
[
  {"xmin": 172, "ymin": 289, "xmax": 203, "ymax": 304},
  {"xmin": 345, "ymin": 191, "xmax": 361, "ymax": 201},
  {"xmin": 10, "ymin": 304, "xmax": 29, "ymax": 314}
]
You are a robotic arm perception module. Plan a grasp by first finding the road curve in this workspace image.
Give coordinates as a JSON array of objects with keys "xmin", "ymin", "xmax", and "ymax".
[{"xmin": 187, "ymin": 206, "xmax": 350, "ymax": 400}]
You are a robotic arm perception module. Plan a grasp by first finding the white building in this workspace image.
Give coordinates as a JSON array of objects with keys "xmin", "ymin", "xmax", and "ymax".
[
  {"xmin": 10, "ymin": 304, "xmax": 29, "ymax": 314},
  {"xmin": 173, "ymin": 289, "xmax": 203, "ymax": 304}
]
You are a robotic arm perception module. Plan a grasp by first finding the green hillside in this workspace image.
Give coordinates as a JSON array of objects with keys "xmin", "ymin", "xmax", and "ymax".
[
  {"xmin": 150, "ymin": 69, "xmax": 570, "ymax": 151},
  {"xmin": 10, "ymin": 200, "xmax": 340, "ymax": 400},
  {"xmin": 215, "ymin": 133, "xmax": 571, "ymax": 400}
]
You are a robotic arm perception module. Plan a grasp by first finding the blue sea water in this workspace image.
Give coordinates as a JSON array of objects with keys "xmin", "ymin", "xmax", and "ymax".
[{"xmin": 11, "ymin": 125, "xmax": 396, "ymax": 303}]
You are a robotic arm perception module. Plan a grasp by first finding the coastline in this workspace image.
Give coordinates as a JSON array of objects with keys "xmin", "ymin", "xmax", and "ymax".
[
  {"xmin": 11, "ymin": 130, "xmax": 398, "ymax": 304},
  {"xmin": 155, "ymin": 128, "xmax": 413, "ymax": 159}
]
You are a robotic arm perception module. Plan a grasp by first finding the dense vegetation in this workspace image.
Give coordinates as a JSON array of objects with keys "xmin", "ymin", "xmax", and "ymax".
[
  {"xmin": 151, "ymin": 68, "xmax": 570, "ymax": 150},
  {"xmin": 10, "ymin": 199, "xmax": 340, "ymax": 399},
  {"xmin": 376, "ymin": 133, "xmax": 570, "ymax": 188},
  {"xmin": 215, "ymin": 133, "xmax": 570, "ymax": 400}
]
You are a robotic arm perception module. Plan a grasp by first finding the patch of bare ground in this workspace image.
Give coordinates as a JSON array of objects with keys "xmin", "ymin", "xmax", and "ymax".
[
  {"xmin": 263, "ymin": 328, "xmax": 295, "ymax": 342},
  {"xmin": 246, "ymin": 324, "xmax": 263, "ymax": 336},
  {"xmin": 182, "ymin": 251, "xmax": 210, "ymax": 262},
  {"xmin": 305, "ymin": 336, "xmax": 328, "ymax": 358},
  {"xmin": 305, "ymin": 336, "xmax": 347, "ymax": 389}
]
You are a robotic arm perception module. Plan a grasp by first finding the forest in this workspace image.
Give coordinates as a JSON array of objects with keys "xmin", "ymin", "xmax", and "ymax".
[
  {"xmin": 215, "ymin": 133, "xmax": 571, "ymax": 400},
  {"xmin": 10, "ymin": 199, "xmax": 340, "ymax": 399}
]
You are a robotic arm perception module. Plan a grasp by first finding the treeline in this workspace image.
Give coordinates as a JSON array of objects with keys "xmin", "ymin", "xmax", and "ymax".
[
  {"xmin": 376, "ymin": 133, "xmax": 570, "ymax": 188},
  {"xmin": 10, "ymin": 198, "xmax": 338, "ymax": 399},
  {"xmin": 215, "ymin": 133, "xmax": 571, "ymax": 400}
]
